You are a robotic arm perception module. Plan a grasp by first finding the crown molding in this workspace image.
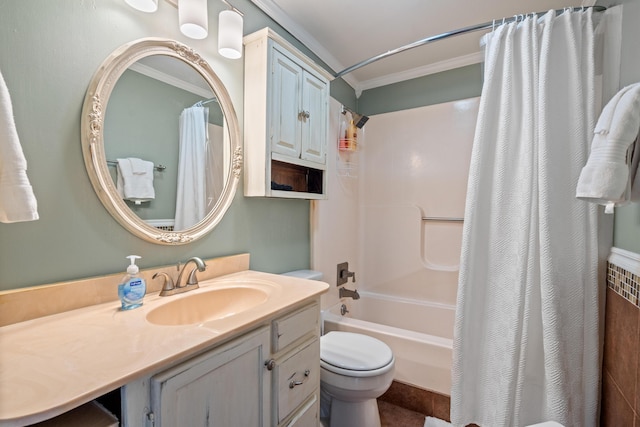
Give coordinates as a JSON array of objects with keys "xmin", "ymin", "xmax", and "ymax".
[
  {"xmin": 355, "ymin": 51, "xmax": 483, "ymax": 95},
  {"xmin": 128, "ymin": 62, "xmax": 214, "ymax": 98}
]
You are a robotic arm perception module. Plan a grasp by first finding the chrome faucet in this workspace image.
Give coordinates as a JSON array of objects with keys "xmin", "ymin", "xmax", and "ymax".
[
  {"xmin": 176, "ymin": 256, "xmax": 207, "ymax": 288},
  {"xmin": 154, "ymin": 256, "xmax": 207, "ymax": 297},
  {"xmin": 339, "ymin": 287, "xmax": 360, "ymax": 300}
]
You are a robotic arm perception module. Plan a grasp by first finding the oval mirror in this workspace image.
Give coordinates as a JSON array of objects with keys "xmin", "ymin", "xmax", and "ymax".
[{"xmin": 81, "ymin": 38, "xmax": 241, "ymax": 244}]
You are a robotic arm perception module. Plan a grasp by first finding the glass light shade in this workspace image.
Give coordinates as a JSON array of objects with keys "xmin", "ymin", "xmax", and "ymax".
[
  {"xmin": 218, "ymin": 10, "xmax": 243, "ymax": 59},
  {"xmin": 179, "ymin": 0, "xmax": 208, "ymax": 40},
  {"xmin": 124, "ymin": 0, "xmax": 158, "ymax": 13}
]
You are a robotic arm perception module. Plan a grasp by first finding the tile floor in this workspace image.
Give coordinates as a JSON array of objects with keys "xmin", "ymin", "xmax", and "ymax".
[{"xmin": 379, "ymin": 400, "xmax": 427, "ymax": 427}]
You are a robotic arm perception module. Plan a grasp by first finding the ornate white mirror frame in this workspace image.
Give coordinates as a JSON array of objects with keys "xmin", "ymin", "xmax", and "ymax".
[{"xmin": 81, "ymin": 38, "xmax": 242, "ymax": 245}]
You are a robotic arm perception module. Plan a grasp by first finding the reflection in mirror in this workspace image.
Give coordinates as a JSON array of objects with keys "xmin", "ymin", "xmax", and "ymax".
[
  {"xmin": 104, "ymin": 55, "xmax": 229, "ymax": 231},
  {"xmin": 81, "ymin": 38, "xmax": 241, "ymax": 245}
]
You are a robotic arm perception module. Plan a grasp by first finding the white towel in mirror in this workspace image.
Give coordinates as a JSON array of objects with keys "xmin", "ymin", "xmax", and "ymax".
[{"xmin": 116, "ymin": 158, "xmax": 155, "ymax": 204}]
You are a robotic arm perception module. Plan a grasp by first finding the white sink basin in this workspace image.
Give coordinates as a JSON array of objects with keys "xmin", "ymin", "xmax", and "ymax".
[{"xmin": 146, "ymin": 286, "xmax": 270, "ymax": 326}]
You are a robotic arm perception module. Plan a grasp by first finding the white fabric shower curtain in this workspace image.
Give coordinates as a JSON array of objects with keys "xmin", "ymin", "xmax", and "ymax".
[
  {"xmin": 175, "ymin": 106, "xmax": 209, "ymax": 230},
  {"xmin": 452, "ymin": 9, "xmax": 608, "ymax": 427}
]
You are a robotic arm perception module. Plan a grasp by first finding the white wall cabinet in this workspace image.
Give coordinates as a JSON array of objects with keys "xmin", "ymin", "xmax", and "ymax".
[
  {"xmin": 121, "ymin": 300, "xmax": 321, "ymax": 427},
  {"xmin": 244, "ymin": 28, "xmax": 332, "ymax": 199}
]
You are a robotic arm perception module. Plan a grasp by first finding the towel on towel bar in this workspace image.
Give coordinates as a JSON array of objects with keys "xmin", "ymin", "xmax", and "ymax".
[
  {"xmin": 576, "ymin": 83, "xmax": 640, "ymax": 212},
  {"xmin": 0, "ymin": 69, "xmax": 38, "ymax": 223},
  {"xmin": 116, "ymin": 158, "xmax": 155, "ymax": 204}
]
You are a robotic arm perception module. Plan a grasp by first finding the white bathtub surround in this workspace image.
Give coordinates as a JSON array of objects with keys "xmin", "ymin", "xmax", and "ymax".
[{"xmin": 452, "ymin": 8, "xmax": 619, "ymax": 427}]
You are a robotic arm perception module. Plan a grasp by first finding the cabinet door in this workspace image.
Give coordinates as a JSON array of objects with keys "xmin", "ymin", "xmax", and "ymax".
[
  {"xmin": 271, "ymin": 49, "xmax": 302, "ymax": 159},
  {"xmin": 150, "ymin": 327, "xmax": 270, "ymax": 427},
  {"xmin": 300, "ymin": 71, "xmax": 327, "ymax": 165}
]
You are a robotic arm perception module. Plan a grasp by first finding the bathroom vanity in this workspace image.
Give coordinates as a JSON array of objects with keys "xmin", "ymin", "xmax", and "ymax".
[
  {"xmin": 0, "ymin": 255, "xmax": 328, "ymax": 426},
  {"xmin": 121, "ymin": 301, "xmax": 321, "ymax": 426}
]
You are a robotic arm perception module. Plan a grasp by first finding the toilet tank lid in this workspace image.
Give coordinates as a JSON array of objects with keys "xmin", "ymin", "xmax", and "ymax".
[{"xmin": 281, "ymin": 270, "xmax": 323, "ymax": 281}]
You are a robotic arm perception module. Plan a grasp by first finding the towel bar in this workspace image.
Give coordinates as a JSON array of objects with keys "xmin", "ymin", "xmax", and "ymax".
[
  {"xmin": 421, "ymin": 217, "xmax": 464, "ymax": 222},
  {"xmin": 107, "ymin": 160, "xmax": 166, "ymax": 171}
]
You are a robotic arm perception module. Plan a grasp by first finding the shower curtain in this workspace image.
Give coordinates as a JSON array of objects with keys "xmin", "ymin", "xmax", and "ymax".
[
  {"xmin": 451, "ymin": 9, "xmax": 617, "ymax": 427},
  {"xmin": 175, "ymin": 106, "xmax": 209, "ymax": 230}
]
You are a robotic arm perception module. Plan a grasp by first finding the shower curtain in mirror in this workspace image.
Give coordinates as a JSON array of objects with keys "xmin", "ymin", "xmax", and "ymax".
[
  {"xmin": 175, "ymin": 106, "xmax": 209, "ymax": 230},
  {"xmin": 451, "ymin": 8, "xmax": 619, "ymax": 427}
]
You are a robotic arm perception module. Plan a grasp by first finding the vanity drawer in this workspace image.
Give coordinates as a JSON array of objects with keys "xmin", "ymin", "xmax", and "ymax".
[
  {"xmin": 276, "ymin": 338, "xmax": 320, "ymax": 424},
  {"xmin": 282, "ymin": 394, "xmax": 319, "ymax": 427},
  {"xmin": 272, "ymin": 302, "xmax": 318, "ymax": 352}
]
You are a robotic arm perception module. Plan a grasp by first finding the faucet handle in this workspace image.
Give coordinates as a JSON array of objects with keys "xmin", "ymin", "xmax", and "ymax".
[
  {"xmin": 186, "ymin": 268, "xmax": 200, "ymax": 286},
  {"xmin": 153, "ymin": 272, "xmax": 175, "ymax": 296}
]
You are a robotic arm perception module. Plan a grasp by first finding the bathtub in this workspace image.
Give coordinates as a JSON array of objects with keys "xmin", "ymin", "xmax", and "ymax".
[{"xmin": 322, "ymin": 291, "xmax": 454, "ymax": 396}]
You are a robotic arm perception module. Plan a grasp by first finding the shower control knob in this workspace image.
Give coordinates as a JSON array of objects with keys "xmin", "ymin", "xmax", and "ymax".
[{"xmin": 265, "ymin": 359, "xmax": 276, "ymax": 370}]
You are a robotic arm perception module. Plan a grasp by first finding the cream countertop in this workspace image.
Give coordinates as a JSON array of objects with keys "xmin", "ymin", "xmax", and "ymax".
[{"xmin": 0, "ymin": 270, "xmax": 329, "ymax": 426}]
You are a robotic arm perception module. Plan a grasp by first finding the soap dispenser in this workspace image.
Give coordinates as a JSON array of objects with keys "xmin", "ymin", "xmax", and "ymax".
[{"xmin": 118, "ymin": 255, "xmax": 146, "ymax": 310}]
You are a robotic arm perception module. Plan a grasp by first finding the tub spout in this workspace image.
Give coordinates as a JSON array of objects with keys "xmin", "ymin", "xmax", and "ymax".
[{"xmin": 339, "ymin": 287, "xmax": 360, "ymax": 300}]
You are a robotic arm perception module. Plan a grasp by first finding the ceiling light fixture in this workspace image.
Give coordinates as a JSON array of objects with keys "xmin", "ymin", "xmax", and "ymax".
[
  {"xmin": 124, "ymin": 0, "xmax": 158, "ymax": 13},
  {"xmin": 218, "ymin": 2, "xmax": 243, "ymax": 59},
  {"xmin": 179, "ymin": 0, "xmax": 208, "ymax": 40}
]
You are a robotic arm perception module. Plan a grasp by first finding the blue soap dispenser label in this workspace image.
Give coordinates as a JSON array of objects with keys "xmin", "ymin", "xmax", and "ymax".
[{"xmin": 119, "ymin": 255, "xmax": 146, "ymax": 310}]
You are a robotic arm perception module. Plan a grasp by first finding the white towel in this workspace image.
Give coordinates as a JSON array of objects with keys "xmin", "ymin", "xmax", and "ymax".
[
  {"xmin": 0, "ymin": 69, "xmax": 38, "ymax": 223},
  {"xmin": 576, "ymin": 82, "xmax": 640, "ymax": 212},
  {"xmin": 424, "ymin": 417, "xmax": 451, "ymax": 427},
  {"xmin": 116, "ymin": 158, "xmax": 155, "ymax": 204}
]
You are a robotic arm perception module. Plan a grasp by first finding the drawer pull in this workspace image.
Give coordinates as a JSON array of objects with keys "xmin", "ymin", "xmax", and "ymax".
[
  {"xmin": 265, "ymin": 359, "xmax": 276, "ymax": 371},
  {"xmin": 288, "ymin": 369, "xmax": 311, "ymax": 388}
]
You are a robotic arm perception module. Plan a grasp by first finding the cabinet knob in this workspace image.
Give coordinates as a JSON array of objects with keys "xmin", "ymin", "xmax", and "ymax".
[
  {"xmin": 264, "ymin": 359, "xmax": 276, "ymax": 370},
  {"xmin": 298, "ymin": 110, "xmax": 310, "ymax": 121}
]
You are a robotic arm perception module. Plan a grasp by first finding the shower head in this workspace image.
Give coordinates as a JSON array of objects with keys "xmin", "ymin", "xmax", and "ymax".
[
  {"xmin": 342, "ymin": 106, "xmax": 370, "ymax": 129},
  {"xmin": 351, "ymin": 113, "xmax": 369, "ymax": 129}
]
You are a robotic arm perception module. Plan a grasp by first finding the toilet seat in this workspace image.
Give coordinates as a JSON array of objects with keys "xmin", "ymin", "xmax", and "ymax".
[{"xmin": 321, "ymin": 331, "xmax": 394, "ymax": 378}]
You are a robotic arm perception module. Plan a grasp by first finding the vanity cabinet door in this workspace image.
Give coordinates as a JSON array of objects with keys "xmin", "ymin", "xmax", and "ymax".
[{"xmin": 150, "ymin": 327, "xmax": 270, "ymax": 427}]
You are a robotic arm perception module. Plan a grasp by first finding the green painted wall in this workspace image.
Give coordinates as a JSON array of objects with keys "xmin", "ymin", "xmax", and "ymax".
[
  {"xmin": 358, "ymin": 64, "xmax": 483, "ymax": 115},
  {"xmin": 603, "ymin": 0, "xmax": 640, "ymax": 254},
  {"xmin": 0, "ymin": 1, "xmax": 334, "ymax": 290}
]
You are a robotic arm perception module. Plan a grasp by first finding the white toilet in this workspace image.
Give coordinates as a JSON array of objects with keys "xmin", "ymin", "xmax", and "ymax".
[
  {"xmin": 282, "ymin": 270, "xmax": 395, "ymax": 427},
  {"xmin": 320, "ymin": 331, "xmax": 395, "ymax": 427}
]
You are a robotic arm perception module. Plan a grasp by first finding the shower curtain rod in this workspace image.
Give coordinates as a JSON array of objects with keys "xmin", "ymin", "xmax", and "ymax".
[
  {"xmin": 190, "ymin": 97, "xmax": 218, "ymax": 108},
  {"xmin": 334, "ymin": 5, "xmax": 606, "ymax": 78}
]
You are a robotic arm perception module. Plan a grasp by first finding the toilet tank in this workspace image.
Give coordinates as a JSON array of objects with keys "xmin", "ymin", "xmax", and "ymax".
[{"xmin": 281, "ymin": 270, "xmax": 323, "ymax": 281}]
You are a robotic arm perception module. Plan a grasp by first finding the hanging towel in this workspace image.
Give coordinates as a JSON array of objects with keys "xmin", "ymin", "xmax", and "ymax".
[
  {"xmin": 0, "ymin": 69, "xmax": 38, "ymax": 223},
  {"xmin": 576, "ymin": 82, "xmax": 640, "ymax": 212},
  {"xmin": 116, "ymin": 158, "xmax": 155, "ymax": 204}
]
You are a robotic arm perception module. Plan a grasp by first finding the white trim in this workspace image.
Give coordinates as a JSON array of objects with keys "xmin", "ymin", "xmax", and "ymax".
[
  {"xmin": 249, "ymin": 0, "xmax": 483, "ymax": 92},
  {"xmin": 355, "ymin": 51, "xmax": 484, "ymax": 94},
  {"xmin": 609, "ymin": 247, "xmax": 640, "ymax": 276},
  {"xmin": 248, "ymin": 0, "xmax": 350, "ymax": 82},
  {"xmin": 128, "ymin": 62, "xmax": 214, "ymax": 98}
]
